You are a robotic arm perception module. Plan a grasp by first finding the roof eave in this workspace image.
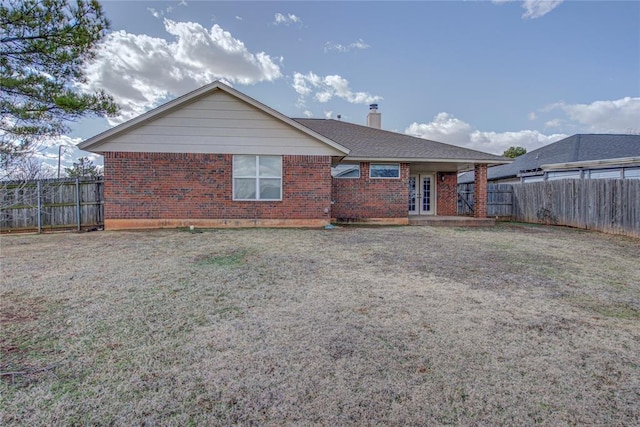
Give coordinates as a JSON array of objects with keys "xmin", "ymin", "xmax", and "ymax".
[
  {"xmin": 343, "ymin": 156, "xmax": 512, "ymax": 165},
  {"xmin": 541, "ymin": 156, "xmax": 640, "ymax": 170}
]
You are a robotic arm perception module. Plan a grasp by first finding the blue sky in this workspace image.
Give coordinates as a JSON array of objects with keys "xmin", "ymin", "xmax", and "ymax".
[{"xmin": 44, "ymin": 0, "xmax": 639, "ymax": 171}]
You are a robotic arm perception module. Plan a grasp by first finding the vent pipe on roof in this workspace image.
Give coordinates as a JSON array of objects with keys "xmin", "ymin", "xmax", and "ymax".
[{"xmin": 367, "ymin": 104, "xmax": 381, "ymax": 129}]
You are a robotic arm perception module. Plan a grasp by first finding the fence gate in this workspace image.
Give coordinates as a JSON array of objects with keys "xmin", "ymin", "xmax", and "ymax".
[{"xmin": 457, "ymin": 183, "xmax": 514, "ymax": 218}]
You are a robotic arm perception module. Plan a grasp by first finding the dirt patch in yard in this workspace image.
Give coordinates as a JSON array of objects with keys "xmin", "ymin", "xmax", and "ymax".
[{"xmin": 1, "ymin": 224, "xmax": 639, "ymax": 425}]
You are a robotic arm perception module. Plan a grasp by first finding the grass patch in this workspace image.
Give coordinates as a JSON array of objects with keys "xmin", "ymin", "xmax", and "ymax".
[
  {"xmin": 1, "ymin": 226, "xmax": 638, "ymax": 425},
  {"xmin": 194, "ymin": 250, "xmax": 247, "ymax": 267},
  {"xmin": 453, "ymin": 227, "xmax": 473, "ymax": 232},
  {"xmin": 572, "ymin": 298, "xmax": 640, "ymax": 320},
  {"xmin": 594, "ymin": 304, "xmax": 640, "ymax": 320}
]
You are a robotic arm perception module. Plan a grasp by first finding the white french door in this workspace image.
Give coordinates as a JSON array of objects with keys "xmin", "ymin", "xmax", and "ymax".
[{"xmin": 408, "ymin": 174, "xmax": 434, "ymax": 215}]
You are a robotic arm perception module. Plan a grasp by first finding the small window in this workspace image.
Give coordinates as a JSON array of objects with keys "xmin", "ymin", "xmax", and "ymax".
[
  {"xmin": 332, "ymin": 164, "xmax": 360, "ymax": 179},
  {"xmin": 624, "ymin": 167, "xmax": 640, "ymax": 179},
  {"xmin": 233, "ymin": 155, "xmax": 282, "ymax": 200},
  {"xmin": 588, "ymin": 168, "xmax": 622, "ymax": 180},
  {"xmin": 547, "ymin": 170, "xmax": 581, "ymax": 181},
  {"xmin": 370, "ymin": 163, "xmax": 400, "ymax": 179}
]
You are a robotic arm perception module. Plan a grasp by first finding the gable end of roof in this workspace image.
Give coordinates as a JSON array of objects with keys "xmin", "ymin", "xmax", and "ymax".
[{"xmin": 78, "ymin": 81, "xmax": 350, "ymax": 155}]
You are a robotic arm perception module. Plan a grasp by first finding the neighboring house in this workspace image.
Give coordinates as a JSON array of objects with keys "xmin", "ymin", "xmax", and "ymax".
[
  {"xmin": 79, "ymin": 81, "xmax": 509, "ymax": 230},
  {"xmin": 459, "ymin": 134, "xmax": 640, "ymax": 184}
]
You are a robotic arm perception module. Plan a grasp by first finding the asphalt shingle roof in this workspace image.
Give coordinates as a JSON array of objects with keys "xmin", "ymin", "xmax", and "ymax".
[
  {"xmin": 459, "ymin": 134, "xmax": 640, "ymax": 183},
  {"xmin": 293, "ymin": 118, "xmax": 508, "ymax": 163}
]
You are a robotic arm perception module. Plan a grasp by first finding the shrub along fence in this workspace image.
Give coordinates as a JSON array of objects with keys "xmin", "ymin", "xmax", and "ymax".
[
  {"xmin": 459, "ymin": 179, "xmax": 640, "ymax": 238},
  {"xmin": 1, "ymin": 178, "xmax": 103, "ymax": 233}
]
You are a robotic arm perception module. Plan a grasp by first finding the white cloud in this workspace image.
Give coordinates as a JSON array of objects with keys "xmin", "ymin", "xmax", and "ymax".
[
  {"xmin": 414, "ymin": 96, "xmax": 640, "ymax": 154},
  {"xmin": 406, "ymin": 113, "xmax": 473, "ymax": 143},
  {"xmin": 492, "ymin": 0, "xmax": 563, "ymax": 19},
  {"xmin": 292, "ymin": 72, "xmax": 382, "ymax": 107},
  {"xmin": 468, "ymin": 130, "xmax": 567, "ymax": 154},
  {"xmin": 324, "ymin": 39, "xmax": 371, "ymax": 53},
  {"xmin": 303, "ymin": 110, "xmax": 313, "ymax": 118},
  {"xmin": 147, "ymin": 8, "xmax": 161, "ymax": 19},
  {"xmin": 528, "ymin": 112, "xmax": 537, "ymax": 120},
  {"xmin": 544, "ymin": 97, "xmax": 640, "ymax": 133},
  {"xmin": 522, "ymin": 0, "xmax": 563, "ymax": 19},
  {"xmin": 235, "ymin": 16, "xmax": 243, "ymax": 21},
  {"xmin": 80, "ymin": 19, "xmax": 282, "ymax": 124},
  {"xmin": 544, "ymin": 118, "xmax": 563, "ymax": 128},
  {"xmin": 324, "ymin": 111, "xmax": 333, "ymax": 119},
  {"xmin": 42, "ymin": 136, "xmax": 82, "ymax": 162},
  {"xmin": 405, "ymin": 112, "xmax": 566, "ymax": 154},
  {"xmin": 7, "ymin": 135, "xmax": 94, "ymax": 178},
  {"xmin": 274, "ymin": 13, "xmax": 302, "ymax": 26},
  {"xmin": 148, "ymin": 4, "xmax": 175, "ymax": 19}
]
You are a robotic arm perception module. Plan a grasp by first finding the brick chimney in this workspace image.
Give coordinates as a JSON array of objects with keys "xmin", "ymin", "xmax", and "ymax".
[{"xmin": 367, "ymin": 104, "xmax": 381, "ymax": 129}]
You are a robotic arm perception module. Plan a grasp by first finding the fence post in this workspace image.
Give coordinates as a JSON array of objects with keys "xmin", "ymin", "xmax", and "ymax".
[
  {"xmin": 76, "ymin": 178, "xmax": 81, "ymax": 231},
  {"xmin": 37, "ymin": 180, "xmax": 42, "ymax": 233}
]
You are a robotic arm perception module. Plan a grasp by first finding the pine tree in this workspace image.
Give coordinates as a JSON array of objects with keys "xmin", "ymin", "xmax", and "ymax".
[
  {"xmin": 65, "ymin": 156, "xmax": 100, "ymax": 178},
  {"xmin": 1, "ymin": 0, "xmax": 118, "ymax": 166}
]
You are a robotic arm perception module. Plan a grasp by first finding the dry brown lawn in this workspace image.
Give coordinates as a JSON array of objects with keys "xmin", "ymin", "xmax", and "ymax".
[{"xmin": 1, "ymin": 224, "xmax": 639, "ymax": 425}]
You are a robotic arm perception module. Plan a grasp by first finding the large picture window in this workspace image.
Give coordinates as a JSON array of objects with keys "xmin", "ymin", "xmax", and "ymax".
[
  {"xmin": 370, "ymin": 163, "xmax": 400, "ymax": 178},
  {"xmin": 233, "ymin": 155, "xmax": 282, "ymax": 200}
]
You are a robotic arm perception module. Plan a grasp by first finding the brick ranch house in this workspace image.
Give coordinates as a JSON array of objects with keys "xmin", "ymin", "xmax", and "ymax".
[{"xmin": 79, "ymin": 81, "xmax": 510, "ymax": 230}]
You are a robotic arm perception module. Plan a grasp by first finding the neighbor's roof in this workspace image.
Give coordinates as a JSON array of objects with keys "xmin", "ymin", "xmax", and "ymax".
[
  {"xmin": 458, "ymin": 134, "xmax": 640, "ymax": 183},
  {"xmin": 78, "ymin": 81, "xmax": 350, "ymax": 155},
  {"xmin": 294, "ymin": 118, "xmax": 509, "ymax": 164}
]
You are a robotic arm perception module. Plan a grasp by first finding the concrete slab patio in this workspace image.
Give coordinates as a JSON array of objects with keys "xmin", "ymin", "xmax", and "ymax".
[{"xmin": 408, "ymin": 215, "xmax": 496, "ymax": 227}]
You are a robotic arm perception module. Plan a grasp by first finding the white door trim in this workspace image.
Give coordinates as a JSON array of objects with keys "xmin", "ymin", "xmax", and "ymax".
[{"xmin": 409, "ymin": 174, "xmax": 435, "ymax": 215}]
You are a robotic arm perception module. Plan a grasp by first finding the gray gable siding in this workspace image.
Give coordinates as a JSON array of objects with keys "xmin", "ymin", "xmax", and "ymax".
[
  {"xmin": 79, "ymin": 81, "xmax": 349, "ymax": 156},
  {"xmin": 85, "ymin": 91, "xmax": 345, "ymax": 156}
]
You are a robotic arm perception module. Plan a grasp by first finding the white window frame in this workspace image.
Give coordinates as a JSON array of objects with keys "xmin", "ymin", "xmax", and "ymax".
[
  {"xmin": 370, "ymin": 163, "xmax": 400, "ymax": 179},
  {"xmin": 332, "ymin": 163, "xmax": 361, "ymax": 179},
  {"xmin": 232, "ymin": 155, "xmax": 282, "ymax": 201}
]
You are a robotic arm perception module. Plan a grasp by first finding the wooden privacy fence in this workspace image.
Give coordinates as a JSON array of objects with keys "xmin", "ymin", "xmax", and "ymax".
[
  {"xmin": 458, "ymin": 183, "xmax": 513, "ymax": 217},
  {"xmin": 458, "ymin": 179, "xmax": 639, "ymax": 238},
  {"xmin": 511, "ymin": 179, "xmax": 640, "ymax": 238},
  {"xmin": 1, "ymin": 178, "xmax": 104, "ymax": 233}
]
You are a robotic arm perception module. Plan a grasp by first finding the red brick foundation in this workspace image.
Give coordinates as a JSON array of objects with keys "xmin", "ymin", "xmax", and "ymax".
[{"xmin": 103, "ymin": 152, "xmax": 332, "ymax": 226}]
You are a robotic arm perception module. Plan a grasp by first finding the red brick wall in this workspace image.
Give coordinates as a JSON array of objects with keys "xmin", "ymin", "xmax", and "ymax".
[
  {"xmin": 331, "ymin": 162, "xmax": 410, "ymax": 220},
  {"xmin": 103, "ymin": 152, "xmax": 332, "ymax": 220},
  {"xmin": 474, "ymin": 164, "xmax": 488, "ymax": 218},
  {"xmin": 436, "ymin": 172, "xmax": 458, "ymax": 216}
]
